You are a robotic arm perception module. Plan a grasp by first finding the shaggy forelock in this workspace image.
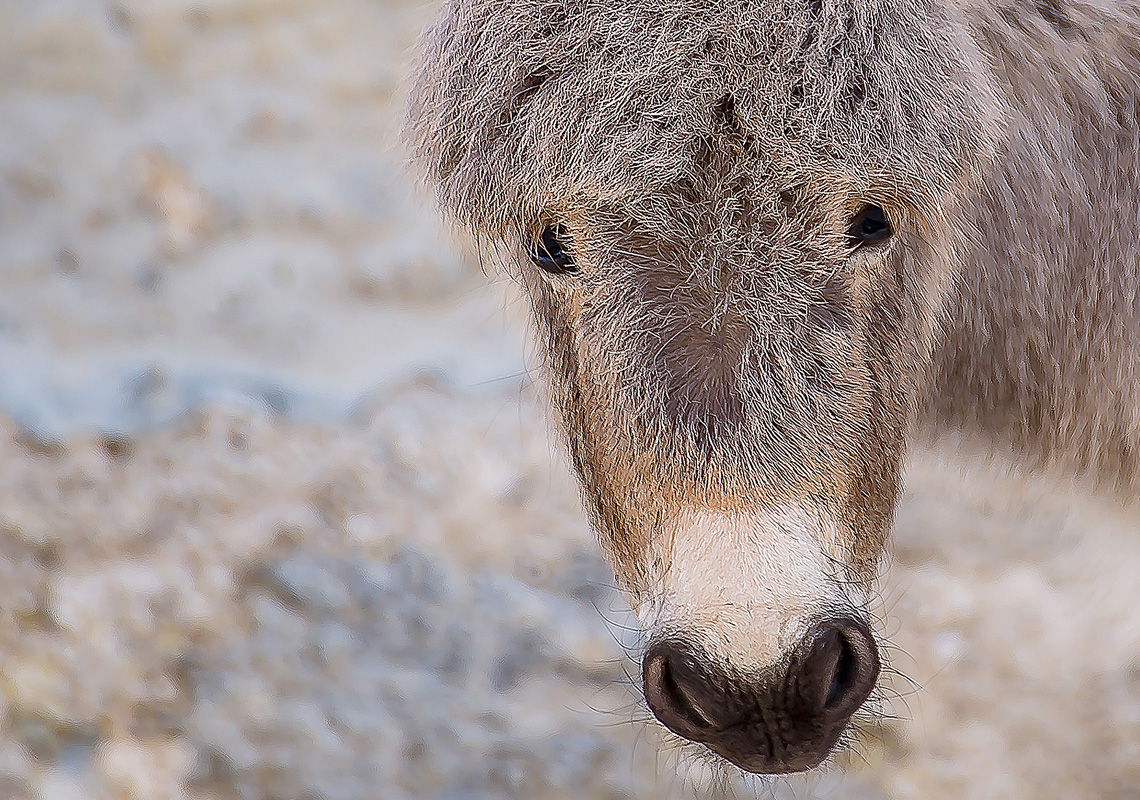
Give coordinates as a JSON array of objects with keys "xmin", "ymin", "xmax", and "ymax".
[{"xmin": 405, "ymin": 0, "xmax": 1002, "ymax": 235}]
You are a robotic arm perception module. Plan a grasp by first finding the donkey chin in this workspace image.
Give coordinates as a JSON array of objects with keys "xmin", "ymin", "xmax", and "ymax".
[{"xmin": 634, "ymin": 505, "xmax": 880, "ymax": 774}]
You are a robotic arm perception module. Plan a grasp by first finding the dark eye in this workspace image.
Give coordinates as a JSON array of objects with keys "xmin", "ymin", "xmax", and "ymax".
[
  {"xmin": 529, "ymin": 224, "xmax": 577, "ymax": 274},
  {"xmin": 848, "ymin": 204, "xmax": 892, "ymax": 247}
]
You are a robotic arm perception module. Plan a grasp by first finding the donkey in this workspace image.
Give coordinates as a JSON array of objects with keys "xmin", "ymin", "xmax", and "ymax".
[{"xmin": 404, "ymin": 0, "xmax": 1140, "ymax": 775}]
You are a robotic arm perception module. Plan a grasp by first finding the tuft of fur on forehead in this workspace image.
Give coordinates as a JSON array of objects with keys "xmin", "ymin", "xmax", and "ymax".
[{"xmin": 405, "ymin": 0, "xmax": 1003, "ymax": 235}]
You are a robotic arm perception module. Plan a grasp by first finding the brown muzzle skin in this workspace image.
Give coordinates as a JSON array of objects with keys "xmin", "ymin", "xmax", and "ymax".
[{"xmin": 642, "ymin": 616, "xmax": 880, "ymax": 773}]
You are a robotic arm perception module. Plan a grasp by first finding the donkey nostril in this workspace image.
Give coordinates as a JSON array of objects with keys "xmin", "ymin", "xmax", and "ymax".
[
  {"xmin": 643, "ymin": 641, "xmax": 724, "ymax": 739},
  {"xmin": 658, "ymin": 654, "xmax": 709, "ymax": 727},
  {"xmin": 800, "ymin": 617, "xmax": 879, "ymax": 720},
  {"xmin": 825, "ymin": 631, "xmax": 857, "ymax": 709}
]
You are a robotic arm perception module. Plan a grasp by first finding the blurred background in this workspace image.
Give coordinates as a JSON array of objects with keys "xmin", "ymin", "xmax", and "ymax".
[{"xmin": 1, "ymin": 1, "xmax": 1139, "ymax": 798}]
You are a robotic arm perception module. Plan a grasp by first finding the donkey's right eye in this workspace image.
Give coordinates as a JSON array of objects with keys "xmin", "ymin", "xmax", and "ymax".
[{"xmin": 528, "ymin": 224, "xmax": 577, "ymax": 274}]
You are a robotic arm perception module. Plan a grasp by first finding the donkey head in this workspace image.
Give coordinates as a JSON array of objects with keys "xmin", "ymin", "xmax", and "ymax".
[{"xmin": 406, "ymin": 0, "xmax": 1001, "ymax": 772}]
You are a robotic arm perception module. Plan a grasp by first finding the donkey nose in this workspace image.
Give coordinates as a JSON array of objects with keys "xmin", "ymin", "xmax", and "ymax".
[{"xmin": 642, "ymin": 617, "xmax": 879, "ymax": 774}]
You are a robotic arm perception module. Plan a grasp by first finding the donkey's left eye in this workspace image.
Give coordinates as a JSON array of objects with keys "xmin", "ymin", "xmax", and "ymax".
[
  {"xmin": 848, "ymin": 204, "xmax": 893, "ymax": 248},
  {"xmin": 529, "ymin": 224, "xmax": 577, "ymax": 274}
]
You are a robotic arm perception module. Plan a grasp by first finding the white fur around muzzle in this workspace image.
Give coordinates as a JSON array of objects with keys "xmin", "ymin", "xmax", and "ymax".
[{"xmin": 637, "ymin": 504, "xmax": 864, "ymax": 673}]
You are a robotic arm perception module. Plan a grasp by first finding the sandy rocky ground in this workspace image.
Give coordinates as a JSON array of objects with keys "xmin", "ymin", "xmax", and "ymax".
[{"xmin": 1, "ymin": 1, "xmax": 1140, "ymax": 799}]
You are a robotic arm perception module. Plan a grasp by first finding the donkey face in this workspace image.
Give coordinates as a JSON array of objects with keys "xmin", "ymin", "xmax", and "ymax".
[
  {"xmin": 515, "ymin": 164, "xmax": 933, "ymax": 773},
  {"xmin": 406, "ymin": 0, "xmax": 1002, "ymax": 773}
]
